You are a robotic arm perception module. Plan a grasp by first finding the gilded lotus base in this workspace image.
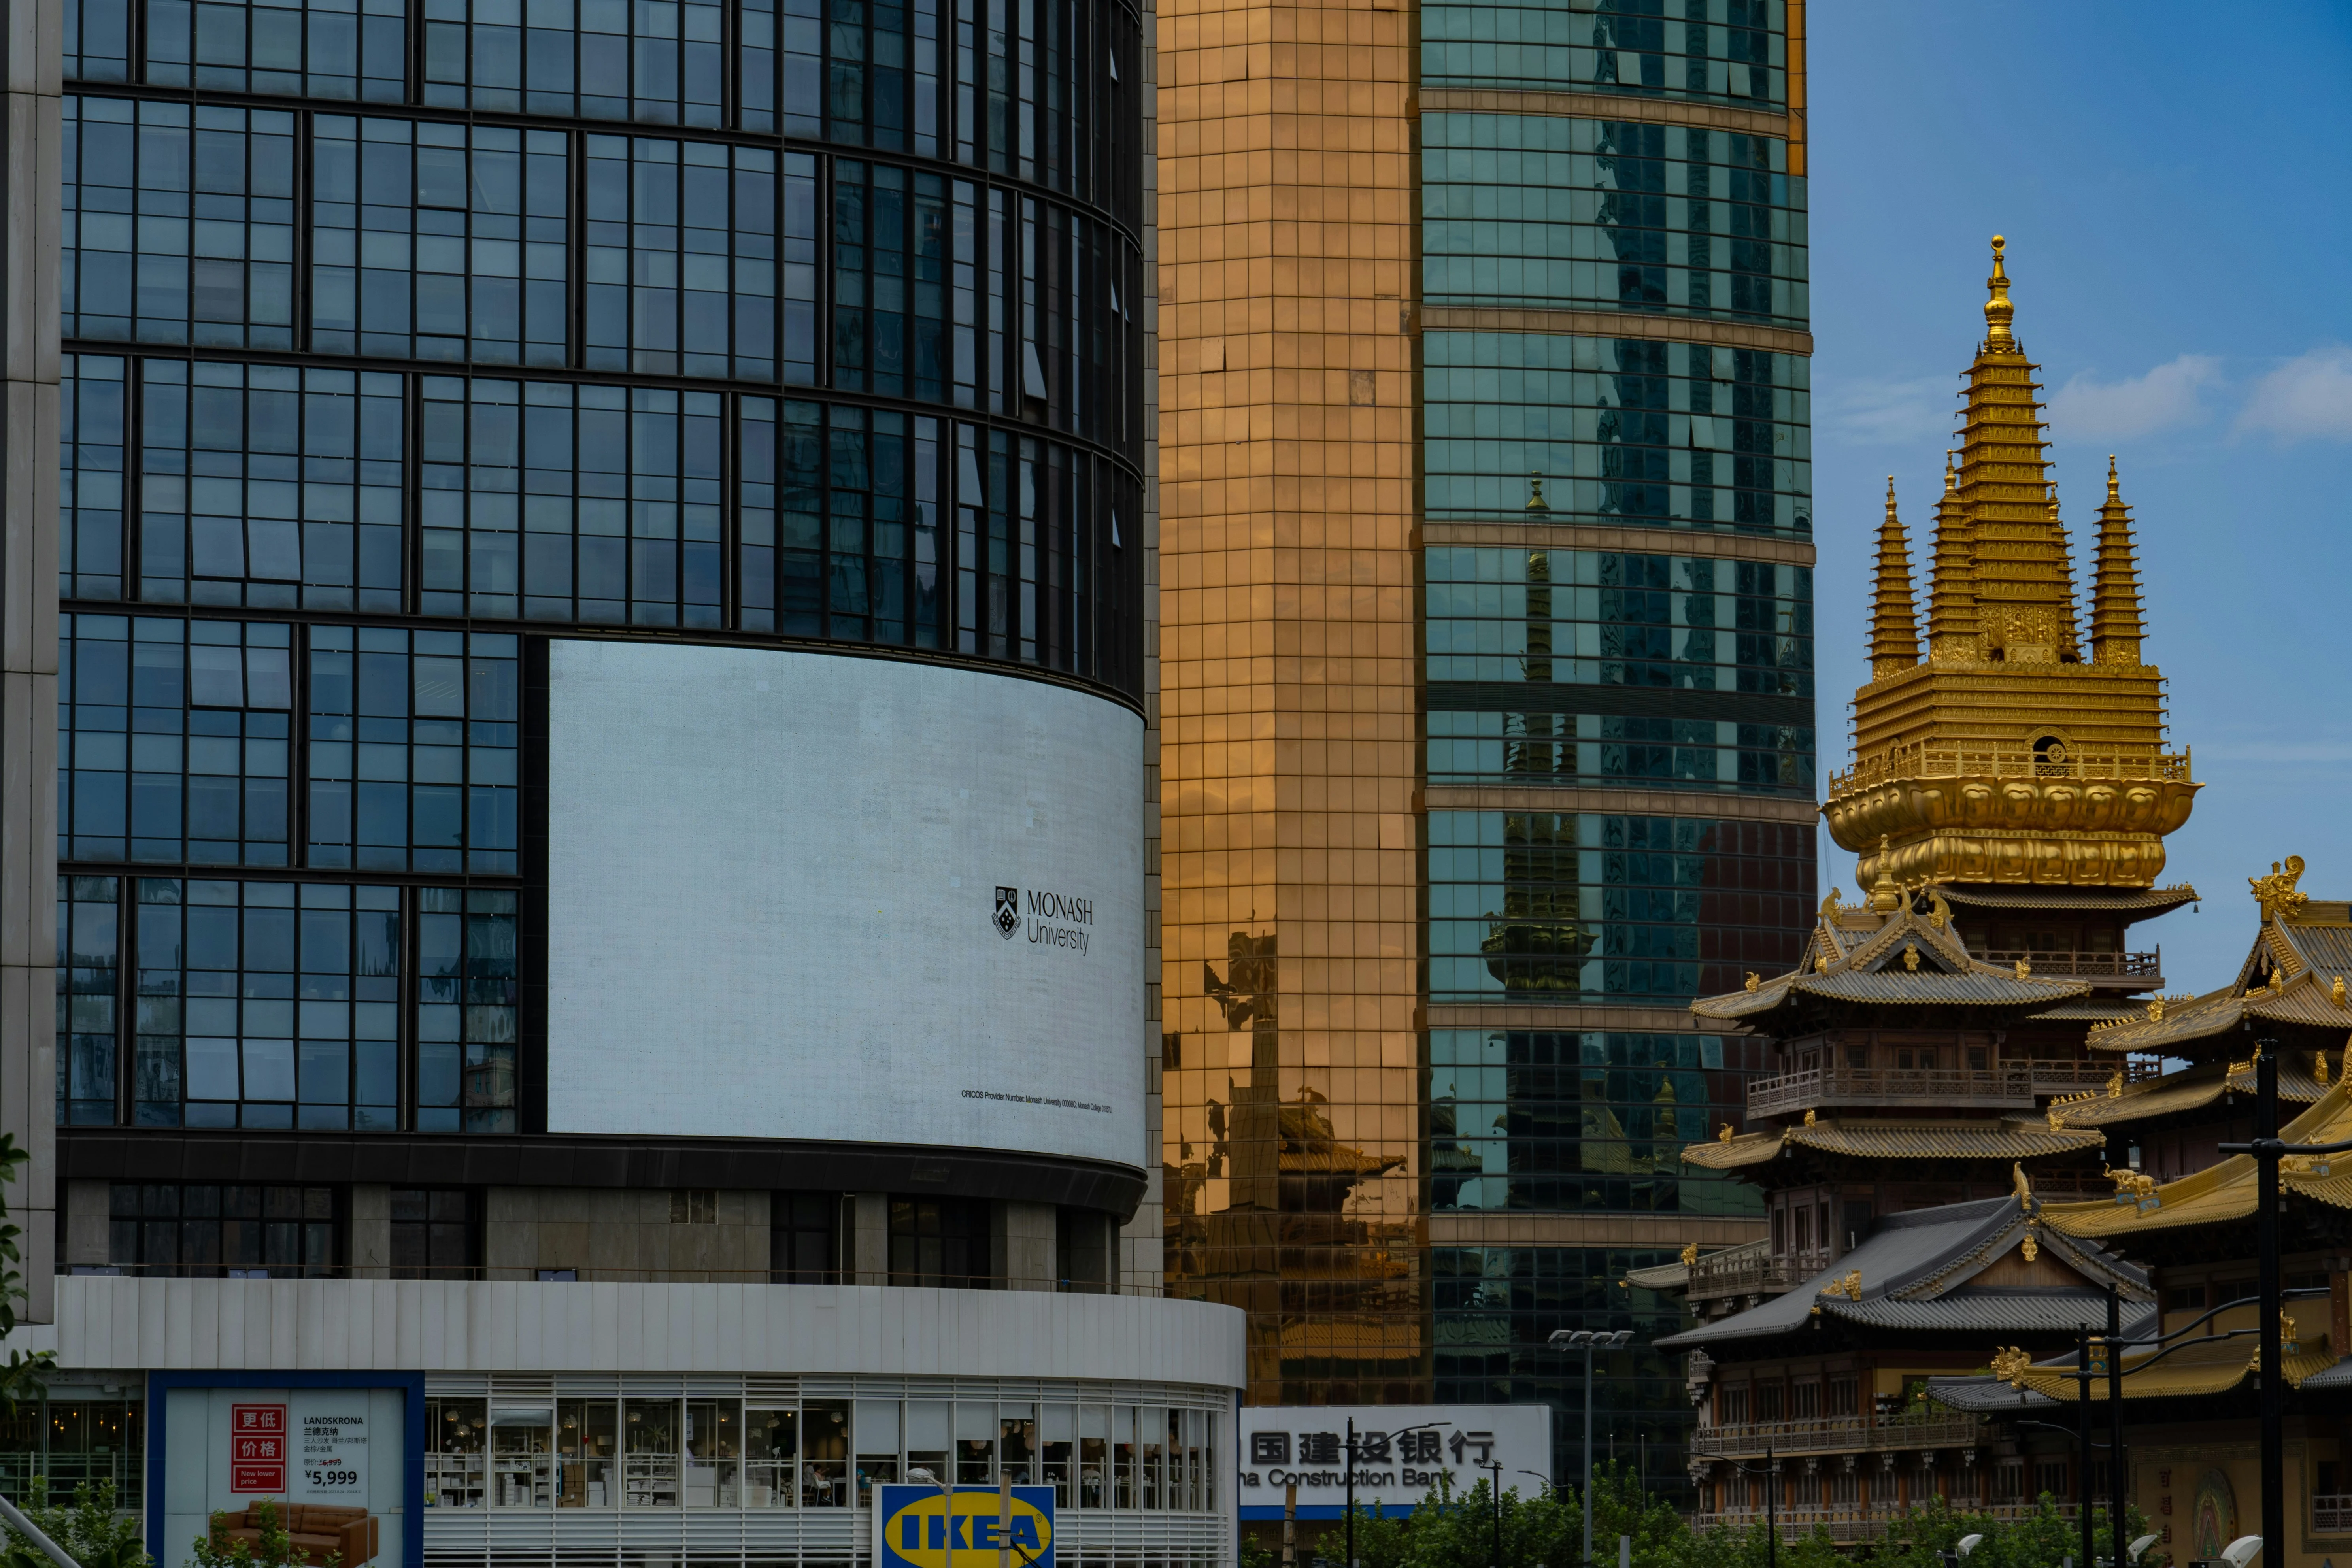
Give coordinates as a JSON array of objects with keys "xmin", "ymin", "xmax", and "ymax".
[{"xmin": 1824, "ymin": 773, "xmax": 2201, "ymax": 889}]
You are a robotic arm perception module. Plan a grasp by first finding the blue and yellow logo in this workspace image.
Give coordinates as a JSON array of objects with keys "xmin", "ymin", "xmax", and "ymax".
[{"xmin": 876, "ymin": 1485, "xmax": 1056, "ymax": 1568}]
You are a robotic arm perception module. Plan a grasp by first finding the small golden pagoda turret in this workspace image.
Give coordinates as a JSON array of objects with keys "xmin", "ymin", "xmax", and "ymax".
[
  {"xmin": 1867, "ymin": 478, "xmax": 1921, "ymax": 680},
  {"xmin": 1822, "ymin": 238, "xmax": 2199, "ymax": 891}
]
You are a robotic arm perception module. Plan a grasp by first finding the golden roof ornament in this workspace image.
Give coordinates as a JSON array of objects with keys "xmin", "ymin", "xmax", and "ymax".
[
  {"xmin": 1718, "ymin": 1123, "xmax": 1735, "ymax": 1143},
  {"xmin": 2334, "ymin": 975, "xmax": 2347, "ymax": 1008},
  {"xmin": 1816, "ymin": 1269, "xmax": 1862, "ymax": 1302},
  {"xmin": 1866, "ymin": 836, "xmax": 1905, "ymax": 911},
  {"xmin": 2020, "ymin": 1230, "xmax": 2039, "ymax": 1263},
  {"xmin": 1903, "ymin": 941, "xmax": 1921, "ymax": 972},
  {"xmin": 2011, "ymin": 1162, "xmax": 2031, "ymax": 1203},
  {"xmin": 2322, "ymin": 1049, "xmax": 2335, "ymax": 1085},
  {"xmin": 1990, "ymin": 1345, "xmax": 2033, "ymax": 1387},
  {"xmin": 1815, "ymin": 953, "xmax": 1829, "ymax": 975},
  {"xmin": 2146, "ymin": 996, "xmax": 2165, "ymax": 1023},
  {"xmin": 1924, "ymin": 886, "xmax": 1952, "ymax": 930},
  {"xmin": 2106, "ymin": 1070, "xmax": 2123, "ymax": 1098},
  {"xmin": 2046, "ymin": 1103, "xmax": 2069, "ymax": 1132},
  {"xmin": 1803, "ymin": 1108, "xmax": 1817, "ymax": 1126},
  {"xmin": 1984, "ymin": 235, "xmax": 2016, "ymax": 349},
  {"xmin": 2250, "ymin": 855, "xmax": 2309, "ymax": 922},
  {"xmin": 1680, "ymin": 1242, "xmax": 1699, "ymax": 1266},
  {"xmin": 1869, "ymin": 476, "xmax": 1923, "ymax": 680},
  {"xmin": 2015, "ymin": 957, "xmax": 2031, "ymax": 979},
  {"xmin": 1744, "ymin": 971, "xmax": 1760, "ymax": 993}
]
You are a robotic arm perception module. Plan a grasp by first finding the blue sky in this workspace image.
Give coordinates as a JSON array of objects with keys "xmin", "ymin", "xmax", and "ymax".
[{"xmin": 1807, "ymin": 1, "xmax": 2352, "ymax": 987}]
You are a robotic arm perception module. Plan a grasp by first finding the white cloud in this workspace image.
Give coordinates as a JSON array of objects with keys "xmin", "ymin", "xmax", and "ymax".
[
  {"xmin": 2235, "ymin": 345, "xmax": 2352, "ymax": 442},
  {"xmin": 2045, "ymin": 354, "xmax": 2220, "ymax": 440},
  {"xmin": 1816, "ymin": 374, "xmax": 1959, "ymax": 446}
]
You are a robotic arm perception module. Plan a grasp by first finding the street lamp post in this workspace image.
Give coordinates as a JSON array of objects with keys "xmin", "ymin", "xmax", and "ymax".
[
  {"xmin": 2217, "ymin": 1036, "xmax": 2352, "ymax": 1564},
  {"xmin": 2073, "ymin": 1331, "xmax": 2094, "ymax": 1568},
  {"xmin": 1547, "ymin": 1328, "xmax": 1634, "ymax": 1568},
  {"xmin": 1343, "ymin": 1418, "xmax": 1448, "ymax": 1568},
  {"xmin": 2107, "ymin": 1285, "xmax": 2126, "ymax": 1568}
]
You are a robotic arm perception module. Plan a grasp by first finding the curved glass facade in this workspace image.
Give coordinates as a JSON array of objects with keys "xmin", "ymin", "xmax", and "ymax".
[
  {"xmin": 55, "ymin": 0, "xmax": 1148, "ymax": 1139},
  {"xmin": 1421, "ymin": 0, "xmax": 1790, "ymax": 106}
]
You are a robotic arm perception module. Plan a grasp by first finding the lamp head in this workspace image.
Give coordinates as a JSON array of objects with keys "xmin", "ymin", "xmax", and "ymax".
[
  {"xmin": 1957, "ymin": 1534, "xmax": 1984, "ymax": 1559},
  {"xmin": 2128, "ymin": 1535, "xmax": 2158, "ymax": 1563},
  {"xmin": 2220, "ymin": 1537, "xmax": 2263, "ymax": 1568},
  {"xmin": 909, "ymin": 1467, "xmax": 940, "ymax": 1485}
]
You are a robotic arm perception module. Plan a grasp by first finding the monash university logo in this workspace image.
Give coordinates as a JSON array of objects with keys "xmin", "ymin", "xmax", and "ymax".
[{"xmin": 994, "ymin": 886, "xmax": 1021, "ymax": 938}]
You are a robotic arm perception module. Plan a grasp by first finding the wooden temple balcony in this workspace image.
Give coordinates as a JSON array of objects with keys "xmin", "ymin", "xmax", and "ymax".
[
  {"xmin": 1684, "ymin": 1240, "xmax": 1793, "ymax": 1305},
  {"xmin": 1981, "ymin": 947, "xmax": 2160, "ymax": 985},
  {"xmin": 1689, "ymin": 1411, "xmax": 1987, "ymax": 1461},
  {"xmin": 1748, "ymin": 1057, "xmax": 2161, "ymax": 1119}
]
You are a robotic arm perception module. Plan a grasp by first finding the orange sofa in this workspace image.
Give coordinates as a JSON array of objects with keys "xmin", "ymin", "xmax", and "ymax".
[{"xmin": 213, "ymin": 1503, "xmax": 378, "ymax": 1566}]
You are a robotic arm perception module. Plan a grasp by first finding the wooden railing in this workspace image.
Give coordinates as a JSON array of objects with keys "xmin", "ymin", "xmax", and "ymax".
[
  {"xmin": 1690, "ymin": 1413, "xmax": 1984, "ymax": 1460},
  {"xmin": 1695, "ymin": 1501, "xmax": 2078, "ymax": 1543},
  {"xmin": 1829, "ymin": 744, "xmax": 2192, "ymax": 795},
  {"xmin": 1983, "ymin": 948, "xmax": 2159, "ymax": 979},
  {"xmin": 1749, "ymin": 1059, "xmax": 2161, "ymax": 1119},
  {"xmin": 1687, "ymin": 1242, "xmax": 1791, "ymax": 1304},
  {"xmin": 2316, "ymin": 1495, "xmax": 2352, "ymax": 1534}
]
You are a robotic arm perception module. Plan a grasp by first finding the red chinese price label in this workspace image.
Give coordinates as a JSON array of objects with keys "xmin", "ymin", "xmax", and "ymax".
[{"xmin": 230, "ymin": 1405, "xmax": 288, "ymax": 1493}]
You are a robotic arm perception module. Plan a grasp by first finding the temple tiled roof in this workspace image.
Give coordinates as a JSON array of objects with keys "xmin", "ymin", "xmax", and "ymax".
[
  {"xmin": 1939, "ymin": 885, "xmax": 2200, "ymax": 915},
  {"xmin": 2051, "ymin": 1057, "xmax": 2331, "ymax": 1130},
  {"xmin": 1682, "ymin": 1115, "xmax": 2103, "ymax": 1171},
  {"xmin": 1928, "ymin": 1297, "xmax": 2340, "ymax": 1405},
  {"xmin": 2039, "ymin": 1080, "xmax": 2352, "ymax": 1239},
  {"xmin": 2088, "ymin": 863, "xmax": 2352, "ymax": 1054},
  {"xmin": 1692, "ymin": 889, "xmax": 2089, "ymax": 1025},
  {"xmin": 1655, "ymin": 1193, "xmax": 2148, "ymax": 1352}
]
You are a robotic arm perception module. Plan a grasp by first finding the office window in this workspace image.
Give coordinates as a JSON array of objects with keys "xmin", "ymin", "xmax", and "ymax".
[
  {"xmin": 57, "ymin": 877, "xmax": 122, "ymax": 1126},
  {"xmin": 825, "ymin": 158, "xmax": 948, "ymax": 398},
  {"xmin": 391, "ymin": 1188, "xmax": 478, "ymax": 1277},
  {"xmin": 1427, "ymin": 709, "xmax": 1815, "ymax": 797},
  {"xmin": 1426, "ymin": 810, "xmax": 1812, "ymax": 1004},
  {"xmin": 311, "ymin": 117, "xmax": 569, "ymax": 366},
  {"xmin": 131, "ymin": 878, "xmax": 402, "ymax": 1129},
  {"xmin": 764, "ymin": 401, "xmax": 945, "ymax": 645},
  {"xmin": 670, "ymin": 1190, "xmax": 716, "ymax": 1224},
  {"xmin": 138, "ymin": 359, "xmax": 405, "ymax": 611},
  {"xmin": 1427, "ymin": 1029, "xmax": 1762, "ymax": 1215},
  {"xmin": 145, "ymin": 0, "xmax": 406, "ymax": 99},
  {"xmin": 305, "ymin": 627, "xmax": 521, "ymax": 873},
  {"xmin": 582, "ymin": 136, "xmax": 777, "ymax": 379},
  {"xmin": 771, "ymin": 1192, "xmax": 840, "ymax": 1283},
  {"xmin": 1421, "ymin": 0, "xmax": 1785, "ymax": 106},
  {"xmin": 59, "ymin": 614, "xmax": 293, "ymax": 866},
  {"xmin": 108, "ymin": 1182, "xmax": 338, "ymax": 1276},
  {"xmin": 68, "ymin": 0, "xmax": 132, "ymax": 80},
  {"xmin": 63, "ymin": 355, "xmax": 129, "ymax": 602},
  {"xmin": 1423, "ymin": 332, "xmax": 1811, "ymax": 528},
  {"xmin": 421, "ymin": 0, "xmax": 724, "ymax": 126},
  {"xmin": 1424, "ymin": 546, "xmax": 1814, "ymax": 696},
  {"xmin": 64, "ymin": 97, "xmax": 297, "ymax": 349},
  {"xmin": 887, "ymin": 1197, "xmax": 990, "ymax": 1288},
  {"xmin": 415, "ymin": 887, "xmax": 518, "ymax": 1133},
  {"xmin": 418, "ymin": 378, "xmax": 723, "ymax": 627}
]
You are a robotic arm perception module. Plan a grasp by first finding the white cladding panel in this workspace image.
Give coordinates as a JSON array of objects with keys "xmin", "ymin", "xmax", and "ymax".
[{"xmin": 544, "ymin": 641, "xmax": 1145, "ymax": 1166}]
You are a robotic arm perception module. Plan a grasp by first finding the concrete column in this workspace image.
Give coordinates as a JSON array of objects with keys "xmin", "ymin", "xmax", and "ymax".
[
  {"xmin": 0, "ymin": 0, "xmax": 63, "ymax": 1326},
  {"xmin": 997, "ymin": 1200, "xmax": 1056, "ymax": 1291},
  {"xmin": 851, "ymin": 1193, "xmax": 888, "ymax": 1285},
  {"xmin": 348, "ymin": 1184, "xmax": 392, "ymax": 1278},
  {"xmin": 62, "ymin": 1179, "xmax": 106, "ymax": 1269}
]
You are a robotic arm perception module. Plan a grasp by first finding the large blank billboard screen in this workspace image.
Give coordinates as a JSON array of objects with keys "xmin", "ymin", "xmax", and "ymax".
[{"xmin": 545, "ymin": 640, "xmax": 1145, "ymax": 1168}]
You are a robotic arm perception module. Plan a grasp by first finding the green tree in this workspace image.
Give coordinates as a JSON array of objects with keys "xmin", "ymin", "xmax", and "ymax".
[
  {"xmin": 0, "ymin": 1134, "xmax": 55, "ymax": 1413},
  {"xmin": 189, "ymin": 1500, "xmax": 340, "ymax": 1568},
  {"xmin": 0, "ymin": 1480, "xmax": 151, "ymax": 1568}
]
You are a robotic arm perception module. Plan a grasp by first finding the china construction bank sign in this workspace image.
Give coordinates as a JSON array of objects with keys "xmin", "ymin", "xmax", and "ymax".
[{"xmin": 1237, "ymin": 1405, "xmax": 1553, "ymax": 1519}]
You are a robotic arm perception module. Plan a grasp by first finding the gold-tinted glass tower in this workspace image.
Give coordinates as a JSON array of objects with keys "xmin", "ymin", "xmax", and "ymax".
[{"xmin": 1155, "ymin": 0, "xmax": 1423, "ymax": 1401}]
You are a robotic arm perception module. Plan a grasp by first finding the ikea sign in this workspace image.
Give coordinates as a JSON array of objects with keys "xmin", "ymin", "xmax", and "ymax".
[{"xmin": 876, "ymin": 1485, "xmax": 1056, "ymax": 1568}]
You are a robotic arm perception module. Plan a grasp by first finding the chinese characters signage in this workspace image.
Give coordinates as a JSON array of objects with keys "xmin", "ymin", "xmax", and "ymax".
[
  {"xmin": 230, "ymin": 1404, "xmax": 287, "ymax": 1492},
  {"xmin": 1235, "ymin": 1406, "xmax": 1553, "ymax": 1519}
]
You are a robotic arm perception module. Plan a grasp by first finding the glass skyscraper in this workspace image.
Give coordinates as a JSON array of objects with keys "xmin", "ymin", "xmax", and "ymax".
[
  {"xmin": 1159, "ymin": 0, "xmax": 1814, "ymax": 1489},
  {"xmin": 0, "ymin": 5, "xmax": 1251, "ymax": 1565}
]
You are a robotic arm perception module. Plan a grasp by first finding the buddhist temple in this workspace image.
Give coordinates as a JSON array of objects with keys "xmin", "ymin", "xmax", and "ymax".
[{"xmin": 1650, "ymin": 240, "xmax": 2264, "ymax": 1537}]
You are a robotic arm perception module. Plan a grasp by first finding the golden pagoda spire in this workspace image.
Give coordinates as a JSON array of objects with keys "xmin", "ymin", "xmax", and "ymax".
[
  {"xmin": 1954, "ymin": 237, "xmax": 2077, "ymax": 665},
  {"xmin": 1823, "ymin": 235, "xmax": 2199, "ymax": 893},
  {"xmin": 2090, "ymin": 455, "xmax": 2146, "ymax": 667},
  {"xmin": 1984, "ymin": 234, "xmax": 2016, "ymax": 350},
  {"xmin": 1869, "ymin": 477, "xmax": 1921, "ymax": 679},
  {"xmin": 1925, "ymin": 449, "xmax": 1978, "ymax": 664}
]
